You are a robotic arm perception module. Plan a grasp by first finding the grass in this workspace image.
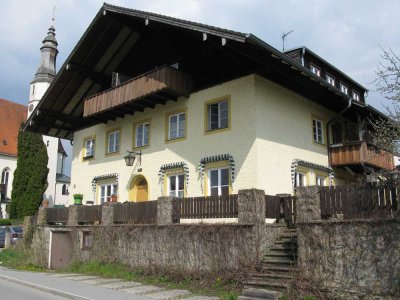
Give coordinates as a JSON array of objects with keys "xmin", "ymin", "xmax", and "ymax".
[
  {"xmin": 67, "ymin": 260, "xmax": 241, "ymax": 300},
  {"xmin": 0, "ymin": 248, "xmax": 240, "ymax": 299}
]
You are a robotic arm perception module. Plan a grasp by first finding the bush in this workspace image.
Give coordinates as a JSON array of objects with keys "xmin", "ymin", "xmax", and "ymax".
[{"xmin": 0, "ymin": 219, "xmax": 12, "ymax": 226}]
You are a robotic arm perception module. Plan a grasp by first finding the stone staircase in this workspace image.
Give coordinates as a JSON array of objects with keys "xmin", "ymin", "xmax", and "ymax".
[{"xmin": 239, "ymin": 228, "xmax": 297, "ymax": 300}]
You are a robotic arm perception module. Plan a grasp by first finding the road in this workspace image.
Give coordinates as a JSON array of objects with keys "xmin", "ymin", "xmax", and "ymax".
[{"xmin": 0, "ymin": 277, "xmax": 66, "ymax": 299}]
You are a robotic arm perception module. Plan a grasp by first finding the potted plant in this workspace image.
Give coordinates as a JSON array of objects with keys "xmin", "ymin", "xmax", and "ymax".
[{"xmin": 73, "ymin": 194, "xmax": 83, "ymax": 205}]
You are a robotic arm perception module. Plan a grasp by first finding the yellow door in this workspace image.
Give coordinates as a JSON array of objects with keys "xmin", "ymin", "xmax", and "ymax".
[{"xmin": 129, "ymin": 176, "xmax": 149, "ymax": 202}]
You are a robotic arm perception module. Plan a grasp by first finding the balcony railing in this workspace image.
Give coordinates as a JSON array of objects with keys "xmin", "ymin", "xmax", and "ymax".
[
  {"xmin": 83, "ymin": 66, "xmax": 192, "ymax": 118},
  {"xmin": 329, "ymin": 141, "xmax": 394, "ymax": 170}
]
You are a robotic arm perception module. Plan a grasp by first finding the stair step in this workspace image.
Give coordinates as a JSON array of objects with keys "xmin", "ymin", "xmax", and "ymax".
[
  {"xmin": 262, "ymin": 259, "xmax": 295, "ymax": 265},
  {"xmin": 249, "ymin": 273, "xmax": 293, "ymax": 280},
  {"xmin": 259, "ymin": 265, "xmax": 294, "ymax": 272},
  {"xmin": 266, "ymin": 250, "xmax": 296, "ymax": 256},
  {"xmin": 244, "ymin": 280, "xmax": 290, "ymax": 290},
  {"xmin": 237, "ymin": 296, "xmax": 261, "ymax": 300},
  {"xmin": 242, "ymin": 288, "xmax": 282, "ymax": 300}
]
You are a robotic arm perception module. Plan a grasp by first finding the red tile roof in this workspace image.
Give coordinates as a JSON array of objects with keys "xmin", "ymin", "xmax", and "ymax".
[{"xmin": 0, "ymin": 99, "xmax": 27, "ymax": 156}]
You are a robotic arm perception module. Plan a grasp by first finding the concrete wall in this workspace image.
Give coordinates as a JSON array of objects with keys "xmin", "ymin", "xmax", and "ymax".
[
  {"xmin": 297, "ymin": 220, "xmax": 400, "ymax": 299},
  {"xmin": 70, "ymin": 74, "xmax": 339, "ymax": 204}
]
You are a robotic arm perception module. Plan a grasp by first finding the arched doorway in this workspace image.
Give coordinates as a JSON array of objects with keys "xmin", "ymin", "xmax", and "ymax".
[{"xmin": 129, "ymin": 175, "xmax": 148, "ymax": 202}]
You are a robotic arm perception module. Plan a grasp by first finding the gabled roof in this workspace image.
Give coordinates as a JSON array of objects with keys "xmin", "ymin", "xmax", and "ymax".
[
  {"xmin": 24, "ymin": 3, "xmax": 385, "ymax": 140},
  {"xmin": 0, "ymin": 99, "xmax": 27, "ymax": 156}
]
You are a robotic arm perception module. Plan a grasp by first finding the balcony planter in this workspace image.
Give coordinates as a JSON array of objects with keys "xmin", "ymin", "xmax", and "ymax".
[{"xmin": 73, "ymin": 194, "xmax": 83, "ymax": 205}]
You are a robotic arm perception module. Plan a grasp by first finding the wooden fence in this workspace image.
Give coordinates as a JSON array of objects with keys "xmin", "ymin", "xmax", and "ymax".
[
  {"xmin": 113, "ymin": 201, "xmax": 158, "ymax": 224},
  {"xmin": 172, "ymin": 194, "xmax": 238, "ymax": 220},
  {"xmin": 320, "ymin": 184, "xmax": 399, "ymax": 219},
  {"xmin": 77, "ymin": 205, "xmax": 102, "ymax": 224},
  {"xmin": 265, "ymin": 194, "xmax": 297, "ymax": 227},
  {"xmin": 46, "ymin": 207, "xmax": 69, "ymax": 224}
]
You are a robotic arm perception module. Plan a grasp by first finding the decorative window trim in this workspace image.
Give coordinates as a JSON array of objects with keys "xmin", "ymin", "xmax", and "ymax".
[
  {"xmin": 158, "ymin": 162, "xmax": 189, "ymax": 191},
  {"xmin": 91, "ymin": 173, "xmax": 119, "ymax": 191},
  {"xmin": 291, "ymin": 159, "xmax": 333, "ymax": 188},
  {"xmin": 198, "ymin": 154, "xmax": 235, "ymax": 183}
]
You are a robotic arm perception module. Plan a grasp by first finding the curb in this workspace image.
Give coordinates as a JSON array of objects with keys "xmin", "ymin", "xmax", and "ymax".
[{"xmin": 0, "ymin": 273, "xmax": 93, "ymax": 300}]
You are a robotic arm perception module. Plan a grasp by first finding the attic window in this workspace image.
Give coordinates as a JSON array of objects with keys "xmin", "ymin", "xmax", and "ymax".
[
  {"xmin": 310, "ymin": 64, "xmax": 320, "ymax": 77},
  {"xmin": 352, "ymin": 91, "xmax": 360, "ymax": 101},
  {"xmin": 2, "ymin": 140, "xmax": 7, "ymax": 145}
]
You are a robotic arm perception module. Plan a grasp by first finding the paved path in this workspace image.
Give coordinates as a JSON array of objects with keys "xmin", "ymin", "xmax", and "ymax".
[{"xmin": 0, "ymin": 267, "xmax": 219, "ymax": 300}]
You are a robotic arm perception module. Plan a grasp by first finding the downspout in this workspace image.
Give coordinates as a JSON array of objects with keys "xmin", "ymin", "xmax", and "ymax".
[
  {"xmin": 326, "ymin": 96, "xmax": 352, "ymax": 166},
  {"xmin": 301, "ymin": 47, "xmax": 305, "ymax": 66}
]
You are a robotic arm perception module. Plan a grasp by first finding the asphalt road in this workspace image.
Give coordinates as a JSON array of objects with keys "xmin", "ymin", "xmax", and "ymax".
[{"xmin": 0, "ymin": 277, "xmax": 67, "ymax": 299}]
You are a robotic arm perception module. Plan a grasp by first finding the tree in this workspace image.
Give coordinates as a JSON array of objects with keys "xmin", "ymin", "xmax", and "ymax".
[
  {"xmin": 10, "ymin": 126, "xmax": 48, "ymax": 218},
  {"xmin": 371, "ymin": 48, "xmax": 400, "ymax": 154}
]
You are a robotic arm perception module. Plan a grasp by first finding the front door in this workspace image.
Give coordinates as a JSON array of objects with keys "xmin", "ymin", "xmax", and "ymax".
[
  {"xmin": 129, "ymin": 176, "xmax": 148, "ymax": 202},
  {"xmin": 136, "ymin": 179, "xmax": 148, "ymax": 202}
]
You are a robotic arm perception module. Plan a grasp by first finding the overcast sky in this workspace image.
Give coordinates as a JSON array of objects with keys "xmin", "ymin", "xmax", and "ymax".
[{"xmin": 1, "ymin": 0, "xmax": 399, "ymax": 113}]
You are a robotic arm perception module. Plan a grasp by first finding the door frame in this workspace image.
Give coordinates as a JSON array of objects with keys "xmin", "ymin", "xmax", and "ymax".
[{"xmin": 129, "ymin": 174, "xmax": 150, "ymax": 202}]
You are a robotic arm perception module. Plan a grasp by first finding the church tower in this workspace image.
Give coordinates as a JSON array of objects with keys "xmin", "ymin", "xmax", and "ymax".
[{"xmin": 28, "ymin": 20, "xmax": 58, "ymax": 117}]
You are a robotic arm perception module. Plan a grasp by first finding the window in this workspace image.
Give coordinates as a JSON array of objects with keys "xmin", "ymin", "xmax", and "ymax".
[
  {"xmin": 209, "ymin": 168, "xmax": 229, "ymax": 196},
  {"xmin": 312, "ymin": 119, "xmax": 324, "ymax": 144},
  {"xmin": 168, "ymin": 174, "xmax": 184, "ymax": 198},
  {"xmin": 62, "ymin": 184, "xmax": 68, "ymax": 195},
  {"xmin": 168, "ymin": 112, "xmax": 185, "ymax": 140},
  {"xmin": 294, "ymin": 172, "xmax": 306, "ymax": 187},
  {"xmin": 326, "ymin": 74, "xmax": 335, "ymax": 86},
  {"xmin": 340, "ymin": 82, "xmax": 348, "ymax": 94},
  {"xmin": 99, "ymin": 183, "xmax": 118, "ymax": 204},
  {"xmin": 352, "ymin": 91, "xmax": 360, "ymax": 101},
  {"xmin": 316, "ymin": 176, "xmax": 326, "ymax": 186},
  {"xmin": 84, "ymin": 137, "xmax": 95, "ymax": 159},
  {"xmin": 107, "ymin": 129, "xmax": 120, "ymax": 154},
  {"xmin": 135, "ymin": 122, "xmax": 149, "ymax": 148},
  {"xmin": 207, "ymin": 99, "xmax": 229, "ymax": 132},
  {"xmin": 310, "ymin": 64, "xmax": 320, "ymax": 76},
  {"xmin": 1, "ymin": 168, "xmax": 9, "ymax": 185},
  {"xmin": 81, "ymin": 231, "xmax": 93, "ymax": 250}
]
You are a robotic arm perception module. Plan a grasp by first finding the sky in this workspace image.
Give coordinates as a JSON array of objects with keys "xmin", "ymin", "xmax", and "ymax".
[{"xmin": 1, "ymin": 0, "xmax": 399, "ymax": 113}]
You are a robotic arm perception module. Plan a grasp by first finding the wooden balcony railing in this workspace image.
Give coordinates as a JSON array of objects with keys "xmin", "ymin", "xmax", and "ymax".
[
  {"xmin": 83, "ymin": 66, "xmax": 192, "ymax": 118},
  {"xmin": 329, "ymin": 141, "xmax": 394, "ymax": 170}
]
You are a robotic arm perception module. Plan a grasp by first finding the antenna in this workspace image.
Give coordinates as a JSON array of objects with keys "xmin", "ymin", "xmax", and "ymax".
[{"xmin": 282, "ymin": 30, "xmax": 294, "ymax": 52}]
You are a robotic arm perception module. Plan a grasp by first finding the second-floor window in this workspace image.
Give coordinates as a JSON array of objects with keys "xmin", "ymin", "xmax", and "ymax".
[
  {"xmin": 168, "ymin": 112, "xmax": 185, "ymax": 140},
  {"xmin": 352, "ymin": 91, "xmax": 360, "ymax": 101},
  {"xmin": 84, "ymin": 137, "xmax": 95, "ymax": 159},
  {"xmin": 207, "ymin": 100, "xmax": 229, "ymax": 131},
  {"xmin": 135, "ymin": 122, "xmax": 149, "ymax": 147},
  {"xmin": 310, "ymin": 64, "xmax": 321, "ymax": 76},
  {"xmin": 326, "ymin": 74, "xmax": 335, "ymax": 86},
  {"xmin": 107, "ymin": 129, "xmax": 120, "ymax": 154},
  {"xmin": 340, "ymin": 82, "xmax": 348, "ymax": 95},
  {"xmin": 312, "ymin": 119, "xmax": 324, "ymax": 144}
]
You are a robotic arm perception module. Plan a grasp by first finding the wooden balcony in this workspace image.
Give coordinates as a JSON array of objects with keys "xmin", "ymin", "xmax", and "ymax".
[
  {"xmin": 83, "ymin": 66, "xmax": 192, "ymax": 119},
  {"xmin": 330, "ymin": 141, "xmax": 394, "ymax": 171}
]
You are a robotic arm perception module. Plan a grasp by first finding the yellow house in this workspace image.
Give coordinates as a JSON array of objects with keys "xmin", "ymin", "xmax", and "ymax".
[{"xmin": 25, "ymin": 4, "xmax": 393, "ymax": 205}]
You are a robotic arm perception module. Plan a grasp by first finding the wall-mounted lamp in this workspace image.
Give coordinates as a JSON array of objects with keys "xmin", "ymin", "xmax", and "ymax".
[{"xmin": 124, "ymin": 150, "xmax": 142, "ymax": 167}]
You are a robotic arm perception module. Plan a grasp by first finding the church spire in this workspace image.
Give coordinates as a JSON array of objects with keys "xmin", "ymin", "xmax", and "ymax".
[{"xmin": 28, "ymin": 16, "xmax": 59, "ymax": 117}]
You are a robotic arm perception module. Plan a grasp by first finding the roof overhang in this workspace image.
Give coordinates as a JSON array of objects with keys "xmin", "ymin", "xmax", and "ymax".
[{"xmin": 24, "ymin": 3, "xmax": 383, "ymax": 140}]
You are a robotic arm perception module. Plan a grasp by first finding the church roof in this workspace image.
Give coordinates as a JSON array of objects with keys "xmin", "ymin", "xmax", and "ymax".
[{"xmin": 0, "ymin": 99, "xmax": 27, "ymax": 156}]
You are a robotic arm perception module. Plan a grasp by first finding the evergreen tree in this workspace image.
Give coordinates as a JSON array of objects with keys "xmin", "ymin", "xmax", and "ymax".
[{"xmin": 10, "ymin": 126, "xmax": 48, "ymax": 218}]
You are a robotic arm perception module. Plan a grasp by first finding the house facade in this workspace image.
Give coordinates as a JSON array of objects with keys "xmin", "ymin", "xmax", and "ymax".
[
  {"xmin": 0, "ymin": 98, "xmax": 27, "ymax": 217},
  {"xmin": 25, "ymin": 4, "xmax": 393, "ymax": 205}
]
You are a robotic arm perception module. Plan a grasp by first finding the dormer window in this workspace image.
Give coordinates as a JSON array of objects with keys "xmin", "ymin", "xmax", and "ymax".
[
  {"xmin": 352, "ymin": 91, "xmax": 360, "ymax": 101},
  {"xmin": 310, "ymin": 64, "xmax": 321, "ymax": 77},
  {"xmin": 326, "ymin": 74, "xmax": 335, "ymax": 86},
  {"xmin": 340, "ymin": 82, "xmax": 348, "ymax": 95}
]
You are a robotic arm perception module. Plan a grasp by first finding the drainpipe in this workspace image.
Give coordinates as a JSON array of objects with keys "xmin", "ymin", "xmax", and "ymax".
[
  {"xmin": 326, "ymin": 96, "xmax": 352, "ymax": 166},
  {"xmin": 301, "ymin": 47, "xmax": 306, "ymax": 66}
]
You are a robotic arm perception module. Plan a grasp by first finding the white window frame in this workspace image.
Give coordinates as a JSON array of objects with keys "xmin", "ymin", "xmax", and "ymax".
[
  {"xmin": 316, "ymin": 175, "xmax": 326, "ymax": 186},
  {"xmin": 84, "ymin": 137, "xmax": 95, "ymax": 158},
  {"xmin": 135, "ymin": 122, "xmax": 149, "ymax": 147},
  {"xmin": 312, "ymin": 119, "xmax": 324, "ymax": 144},
  {"xmin": 99, "ymin": 183, "xmax": 118, "ymax": 204},
  {"xmin": 340, "ymin": 82, "xmax": 348, "ymax": 95},
  {"xmin": 107, "ymin": 130, "xmax": 120, "ymax": 154},
  {"xmin": 352, "ymin": 91, "xmax": 360, "ymax": 101},
  {"xmin": 326, "ymin": 74, "xmax": 335, "ymax": 86},
  {"xmin": 168, "ymin": 174, "xmax": 185, "ymax": 198},
  {"xmin": 1, "ymin": 168, "xmax": 9, "ymax": 185},
  {"xmin": 310, "ymin": 64, "xmax": 321, "ymax": 76},
  {"xmin": 208, "ymin": 167, "xmax": 230, "ymax": 196},
  {"xmin": 207, "ymin": 100, "xmax": 229, "ymax": 131},
  {"xmin": 295, "ymin": 172, "xmax": 306, "ymax": 188},
  {"xmin": 168, "ymin": 112, "xmax": 185, "ymax": 140}
]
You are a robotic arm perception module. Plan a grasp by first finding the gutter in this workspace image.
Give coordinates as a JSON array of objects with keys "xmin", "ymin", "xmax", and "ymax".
[{"xmin": 326, "ymin": 96, "xmax": 352, "ymax": 166}]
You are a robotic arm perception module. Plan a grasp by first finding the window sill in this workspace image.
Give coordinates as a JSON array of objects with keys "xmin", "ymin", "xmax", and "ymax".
[
  {"xmin": 82, "ymin": 155, "xmax": 94, "ymax": 161},
  {"xmin": 105, "ymin": 151, "xmax": 120, "ymax": 157},
  {"xmin": 133, "ymin": 144, "xmax": 149, "ymax": 150},
  {"xmin": 165, "ymin": 136, "xmax": 186, "ymax": 144},
  {"xmin": 313, "ymin": 141, "xmax": 327, "ymax": 148},
  {"xmin": 205, "ymin": 126, "xmax": 230, "ymax": 135}
]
